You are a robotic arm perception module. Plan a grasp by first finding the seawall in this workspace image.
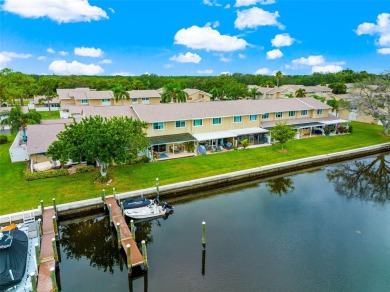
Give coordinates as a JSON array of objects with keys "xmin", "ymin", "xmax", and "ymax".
[{"xmin": 1, "ymin": 142, "xmax": 389, "ymax": 224}]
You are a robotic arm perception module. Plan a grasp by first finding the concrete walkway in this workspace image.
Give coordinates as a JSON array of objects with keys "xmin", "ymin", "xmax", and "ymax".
[{"xmin": 1, "ymin": 142, "xmax": 390, "ymax": 224}]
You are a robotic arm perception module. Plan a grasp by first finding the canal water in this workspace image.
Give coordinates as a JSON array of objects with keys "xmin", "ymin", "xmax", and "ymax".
[{"xmin": 57, "ymin": 153, "xmax": 390, "ymax": 291}]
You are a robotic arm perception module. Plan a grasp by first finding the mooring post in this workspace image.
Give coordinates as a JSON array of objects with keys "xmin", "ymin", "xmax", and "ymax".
[
  {"xmin": 141, "ymin": 240, "xmax": 148, "ymax": 270},
  {"xmin": 102, "ymin": 189, "xmax": 106, "ymax": 204},
  {"xmin": 52, "ymin": 198, "xmax": 57, "ymax": 220},
  {"xmin": 52, "ymin": 215, "xmax": 59, "ymax": 239},
  {"xmin": 40, "ymin": 200, "xmax": 44, "ymax": 214},
  {"xmin": 30, "ymin": 272, "xmax": 37, "ymax": 292},
  {"xmin": 126, "ymin": 243, "xmax": 132, "ymax": 273},
  {"xmin": 155, "ymin": 178, "xmax": 160, "ymax": 203},
  {"xmin": 34, "ymin": 243, "xmax": 40, "ymax": 267},
  {"xmin": 108, "ymin": 204, "xmax": 113, "ymax": 225},
  {"xmin": 202, "ymin": 221, "xmax": 206, "ymax": 250},
  {"xmin": 130, "ymin": 220, "xmax": 135, "ymax": 239},
  {"xmin": 116, "ymin": 222, "xmax": 121, "ymax": 245},
  {"xmin": 113, "ymin": 187, "xmax": 117, "ymax": 203},
  {"xmin": 37, "ymin": 218, "xmax": 42, "ymax": 236},
  {"xmin": 50, "ymin": 267, "xmax": 58, "ymax": 292},
  {"xmin": 52, "ymin": 238, "xmax": 58, "ymax": 261},
  {"xmin": 120, "ymin": 201, "xmax": 124, "ymax": 216}
]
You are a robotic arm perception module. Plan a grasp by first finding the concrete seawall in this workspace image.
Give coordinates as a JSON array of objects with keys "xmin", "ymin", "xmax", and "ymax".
[{"xmin": 1, "ymin": 142, "xmax": 390, "ymax": 224}]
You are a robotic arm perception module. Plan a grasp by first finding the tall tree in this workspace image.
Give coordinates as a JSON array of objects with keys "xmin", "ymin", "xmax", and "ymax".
[
  {"xmin": 111, "ymin": 84, "xmax": 130, "ymax": 105},
  {"xmin": 161, "ymin": 83, "xmax": 188, "ymax": 103},
  {"xmin": 5, "ymin": 106, "xmax": 41, "ymax": 141},
  {"xmin": 271, "ymin": 122, "xmax": 296, "ymax": 151},
  {"xmin": 275, "ymin": 71, "xmax": 283, "ymax": 87},
  {"xmin": 0, "ymin": 68, "xmax": 13, "ymax": 106},
  {"xmin": 47, "ymin": 116, "xmax": 149, "ymax": 178},
  {"xmin": 249, "ymin": 87, "xmax": 258, "ymax": 100},
  {"xmin": 5, "ymin": 72, "xmax": 36, "ymax": 106},
  {"xmin": 351, "ymin": 71, "xmax": 390, "ymax": 135},
  {"xmin": 209, "ymin": 87, "xmax": 220, "ymax": 101},
  {"xmin": 329, "ymin": 82, "xmax": 347, "ymax": 94},
  {"xmin": 295, "ymin": 88, "xmax": 307, "ymax": 97},
  {"xmin": 326, "ymin": 97, "xmax": 350, "ymax": 117},
  {"xmin": 37, "ymin": 77, "xmax": 59, "ymax": 115}
]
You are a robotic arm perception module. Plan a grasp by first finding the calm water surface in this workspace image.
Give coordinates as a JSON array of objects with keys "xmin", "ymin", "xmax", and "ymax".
[{"xmin": 58, "ymin": 153, "xmax": 390, "ymax": 291}]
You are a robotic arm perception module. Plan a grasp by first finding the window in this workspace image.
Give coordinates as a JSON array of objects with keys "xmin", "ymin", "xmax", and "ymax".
[
  {"xmin": 142, "ymin": 97, "xmax": 150, "ymax": 104},
  {"xmin": 132, "ymin": 98, "xmax": 138, "ymax": 104},
  {"xmin": 81, "ymin": 99, "xmax": 88, "ymax": 104},
  {"xmin": 262, "ymin": 113, "xmax": 269, "ymax": 119},
  {"xmin": 276, "ymin": 112, "xmax": 283, "ymax": 118},
  {"xmin": 175, "ymin": 120, "xmax": 185, "ymax": 128},
  {"xmin": 288, "ymin": 111, "xmax": 296, "ymax": 117},
  {"xmin": 193, "ymin": 119, "xmax": 203, "ymax": 126},
  {"xmin": 153, "ymin": 122, "xmax": 164, "ymax": 130},
  {"xmin": 212, "ymin": 117, "xmax": 222, "ymax": 125},
  {"xmin": 317, "ymin": 109, "xmax": 323, "ymax": 115},
  {"xmin": 102, "ymin": 99, "xmax": 110, "ymax": 103},
  {"xmin": 233, "ymin": 116, "xmax": 242, "ymax": 123},
  {"xmin": 249, "ymin": 115, "xmax": 257, "ymax": 121},
  {"xmin": 301, "ymin": 110, "xmax": 308, "ymax": 116}
]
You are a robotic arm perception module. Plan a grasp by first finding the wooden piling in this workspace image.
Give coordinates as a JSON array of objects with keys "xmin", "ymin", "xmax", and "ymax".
[
  {"xmin": 126, "ymin": 243, "xmax": 132, "ymax": 272},
  {"xmin": 52, "ymin": 238, "xmax": 58, "ymax": 261},
  {"xmin": 52, "ymin": 198, "xmax": 57, "ymax": 219},
  {"xmin": 141, "ymin": 240, "xmax": 148, "ymax": 270},
  {"xmin": 130, "ymin": 220, "xmax": 135, "ymax": 239},
  {"xmin": 50, "ymin": 267, "xmax": 58, "ymax": 292},
  {"xmin": 102, "ymin": 189, "xmax": 106, "ymax": 203},
  {"xmin": 113, "ymin": 188, "xmax": 117, "ymax": 203},
  {"xmin": 30, "ymin": 272, "xmax": 37, "ymax": 292},
  {"xmin": 37, "ymin": 218, "xmax": 42, "ymax": 236},
  {"xmin": 34, "ymin": 243, "xmax": 40, "ymax": 267},
  {"xmin": 52, "ymin": 215, "xmax": 59, "ymax": 239},
  {"xmin": 108, "ymin": 204, "xmax": 113, "ymax": 225},
  {"xmin": 40, "ymin": 200, "xmax": 44, "ymax": 214},
  {"xmin": 116, "ymin": 222, "xmax": 121, "ymax": 245},
  {"xmin": 202, "ymin": 221, "xmax": 206, "ymax": 249},
  {"xmin": 120, "ymin": 201, "xmax": 124, "ymax": 216}
]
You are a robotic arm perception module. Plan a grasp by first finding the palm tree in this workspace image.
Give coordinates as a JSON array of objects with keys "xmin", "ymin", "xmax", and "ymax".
[
  {"xmin": 295, "ymin": 88, "xmax": 306, "ymax": 97},
  {"xmin": 5, "ymin": 106, "xmax": 41, "ymax": 141},
  {"xmin": 111, "ymin": 85, "xmax": 130, "ymax": 105},
  {"xmin": 275, "ymin": 71, "xmax": 283, "ymax": 87},
  {"xmin": 326, "ymin": 97, "xmax": 350, "ymax": 117},
  {"xmin": 161, "ymin": 83, "xmax": 188, "ymax": 103},
  {"xmin": 249, "ymin": 87, "xmax": 258, "ymax": 100},
  {"xmin": 209, "ymin": 87, "xmax": 220, "ymax": 101},
  {"xmin": 37, "ymin": 77, "xmax": 58, "ymax": 116}
]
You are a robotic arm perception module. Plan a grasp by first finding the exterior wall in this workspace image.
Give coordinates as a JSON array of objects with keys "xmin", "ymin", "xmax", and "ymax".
[
  {"xmin": 9, "ymin": 132, "xmax": 29, "ymax": 162},
  {"xmin": 119, "ymin": 97, "xmax": 160, "ymax": 105},
  {"xmin": 74, "ymin": 99, "xmax": 101, "ymax": 106},
  {"xmin": 30, "ymin": 153, "xmax": 51, "ymax": 164},
  {"xmin": 187, "ymin": 93, "xmax": 211, "ymax": 102}
]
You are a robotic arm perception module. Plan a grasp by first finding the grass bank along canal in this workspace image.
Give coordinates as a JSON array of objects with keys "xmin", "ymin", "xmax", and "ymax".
[{"xmin": 56, "ymin": 152, "xmax": 390, "ymax": 291}]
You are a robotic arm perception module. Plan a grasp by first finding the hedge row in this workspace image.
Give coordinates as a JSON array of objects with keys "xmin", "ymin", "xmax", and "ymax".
[
  {"xmin": 25, "ymin": 169, "xmax": 69, "ymax": 181},
  {"xmin": 75, "ymin": 165, "xmax": 95, "ymax": 173}
]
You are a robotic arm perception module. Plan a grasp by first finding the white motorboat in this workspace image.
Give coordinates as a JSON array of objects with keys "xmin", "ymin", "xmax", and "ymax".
[{"xmin": 123, "ymin": 202, "xmax": 174, "ymax": 220}]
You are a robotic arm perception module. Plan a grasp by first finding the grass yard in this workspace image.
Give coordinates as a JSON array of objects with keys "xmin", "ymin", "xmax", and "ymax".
[
  {"xmin": 35, "ymin": 110, "xmax": 61, "ymax": 120},
  {"xmin": 0, "ymin": 122, "xmax": 389, "ymax": 215}
]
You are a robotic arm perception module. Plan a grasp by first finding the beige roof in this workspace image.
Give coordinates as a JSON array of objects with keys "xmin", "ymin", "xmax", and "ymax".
[
  {"xmin": 27, "ymin": 123, "xmax": 68, "ymax": 155},
  {"xmin": 40, "ymin": 119, "xmax": 75, "ymax": 125},
  {"xmin": 82, "ymin": 105, "xmax": 139, "ymax": 119},
  {"xmin": 282, "ymin": 85, "xmax": 332, "ymax": 93},
  {"xmin": 130, "ymin": 98, "xmax": 331, "ymax": 123},
  {"xmin": 128, "ymin": 90, "xmax": 161, "ymax": 99},
  {"xmin": 33, "ymin": 96, "xmax": 60, "ymax": 104},
  {"xmin": 57, "ymin": 88, "xmax": 113, "ymax": 100},
  {"xmin": 183, "ymin": 88, "xmax": 212, "ymax": 97}
]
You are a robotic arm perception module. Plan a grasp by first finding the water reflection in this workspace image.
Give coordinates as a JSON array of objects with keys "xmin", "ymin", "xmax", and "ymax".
[
  {"xmin": 265, "ymin": 176, "xmax": 295, "ymax": 196},
  {"xmin": 60, "ymin": 215, "xmax": 122, "ymax": 274},
  {"xmin": 132, "ymin": 214, "xmax": 173, "ymax": 245},
  {"xmin": 327, "ymin": 153, "xmax": 390, "ymax": 202}
]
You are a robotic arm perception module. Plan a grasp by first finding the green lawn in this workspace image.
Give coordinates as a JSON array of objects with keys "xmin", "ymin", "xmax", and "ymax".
[
  {"xmin": 0, "ymin": 122, "xmax": 389, "ymax": 215},
  {"xmin": 35, "ymin": 110, "xmax": 61, "ymax": 120}
]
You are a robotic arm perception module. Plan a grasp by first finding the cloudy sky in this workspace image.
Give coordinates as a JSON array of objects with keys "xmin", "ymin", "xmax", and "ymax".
[{"xmin": 0, "ymin": 0, "xmax": 389, "ymax": 76}]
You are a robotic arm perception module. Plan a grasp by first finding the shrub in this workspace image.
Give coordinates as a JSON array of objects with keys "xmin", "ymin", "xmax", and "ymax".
[
  {"xmin": 0, "ymin": 135, "xmax": 8, "ymax": 144},
  {"xmin": 25, "ymin": 169, "xmax": 69, "ymax": 181},
  {"xmin": 94, "ymin": 173, "xmax": 112, "ymax": 184},
  {"xmin": 348, "ymin": 125, "xmax": 353, "ymax": 133},
  {"xmin": 241, "ymin": 139, "xmax": 249, "ymax": 150},
  {"xmin": 139, "ymin": 156, "xmax": 150, "ymax": 163},
  {"xmin": 75, "ymin": 165, "xmax": 95, "ymax": 173}
]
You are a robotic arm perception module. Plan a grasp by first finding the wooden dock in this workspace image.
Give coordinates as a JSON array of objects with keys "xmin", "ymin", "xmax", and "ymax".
[
  {"xmin": 105, "ymin": 197, "xmax": 144, "ymax": 268},
  {"xmin": 37, "ymin": 207, "xmax": 57, "ymax": 292}
]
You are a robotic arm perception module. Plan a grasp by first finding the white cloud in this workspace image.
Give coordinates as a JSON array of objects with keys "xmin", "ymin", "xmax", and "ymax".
[
  {"xmin": 238, "ymin": 53, "xmax": 246, "ymax": 59},
  {"xmin": 292, "ymin": 55, "xmax": 324, "ymax": 66},
  {"xmin": 254, "ymin": 67, "xmax": 270, "ymax": 74},
  {"xmin": 108, "ymin": 7, "xmax": 115, "ymax": 14},
  {"xmin": 111, "ymin": 72, "xmax": 135, "ymax": 76},
  {"xmin": 48, "ymin": 60, "xmax": 104, "ymax": 75},
  {"xmin": 1, "ymin": 0, "xmax": 108, "ymax": 23},
  {"xmin": 235, "ymin": 0, "xmax": 275, "ymax": 7},
  {"xmin": 356, "ymin": 13, "xmax": 390, "ymax": 46},
  {"xmin": 219, "ymin": 55, "xmax": 230, "ymax": 62},
  {"xmin": 164, "ymin": 64, "xmax": 174, "ymax": 68},
  {"xmin": 203, "ymin": 0, "xmax": 221, "ymax": 6},
  {"xmin": 377, "ymin": 48, "xmax": 390, "ymax": 55},
  {"xmin": 271, "ymin": 33, "xmax": 295, "ymax": 47},
  {"xmin": 266, "ymin": 49, "xmax": 283, "ymax": 59},
  {"xmin": 37, "ymin": 56, "xmax": 46, "ymax": 61},
  {"xmin": 220, "ymin": 71, "xmax": 232, "ymax": 75},
  {"xmin": 235, "ymin": 7, "xmax": 284, "ymax": 30},
  {"xmin": 224, "ymin": 4, "xmax": 231, "ymax": 8},
  {"xmin": 0, "ymin": 51, "xmax": 32, "ymax": 68},
  {"xmin": 59, "ymin": 51, "xmax": 68, "ymax": 56},
  {"xmin": 47, "ymin": 48, "xmax": 55, "ymax": 54},
  {"xmin": 170, "ymin": 52, "xmax": 202, "ymax": 63},
  {"xmin": 312, "ymin": 65, "xmax": 343, "ymax": 73},
  {"xmin": 197, "ymin": 69, "xmax": 213, "ymax": 74},
  {"xmin": 174, "ymin": 25, "xmax": 248, "ymax": 52},
  {"xmin": 74, "ymin": 47, "xmax": 103, "ymax": 57},
  {"xmin": 100, "ymin": 59, "xmax": 112, "ymax": 64}
]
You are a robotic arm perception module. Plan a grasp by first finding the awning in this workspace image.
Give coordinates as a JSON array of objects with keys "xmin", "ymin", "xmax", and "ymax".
[
  {"xmin": 193, "ymin": 130, "xmax": 237, "ymax": 141},
  {"xmin": 320, "ymin": 119, "xmax": 349, "ymax": 125},
  {"xmin": 230, "ymin": 127, "xmax": 269, "ymax": 135},
  {"xmin": 293, "ymin": 122, "xmax": 324, "ymax": 129},
  {"xmin": 148, "ymin": 133, "xmax": 197, "ymax": 146}
]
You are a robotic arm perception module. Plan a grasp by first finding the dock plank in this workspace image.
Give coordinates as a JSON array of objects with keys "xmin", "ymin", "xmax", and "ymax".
[{"xmin": 37, "ymin": 259, "xmax": 56, "ymax": 292}]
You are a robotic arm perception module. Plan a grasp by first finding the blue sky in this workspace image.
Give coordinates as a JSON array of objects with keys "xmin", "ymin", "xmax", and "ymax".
[{"xmin": 0, "ymin": 0, "xmax": 389, "ymax": 76}]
